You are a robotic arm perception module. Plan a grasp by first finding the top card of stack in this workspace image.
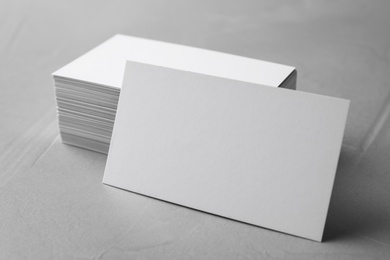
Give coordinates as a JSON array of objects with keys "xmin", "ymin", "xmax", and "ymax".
[{"xmin": 52, "ymin": 34, "xmax": 297, "ymax": 154}]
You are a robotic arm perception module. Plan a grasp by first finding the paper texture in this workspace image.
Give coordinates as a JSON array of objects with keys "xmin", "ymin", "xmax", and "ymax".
[{"xmin": 103, "ymin": 61, "xmax": 349, "ymax": 241}]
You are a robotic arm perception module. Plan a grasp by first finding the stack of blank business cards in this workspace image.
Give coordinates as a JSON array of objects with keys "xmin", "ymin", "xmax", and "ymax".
[{"xmin": 53, "ymin": 34, "xmax": 297, "ymax": 154}]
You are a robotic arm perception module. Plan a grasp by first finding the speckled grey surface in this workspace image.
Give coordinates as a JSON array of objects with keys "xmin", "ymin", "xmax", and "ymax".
[{"xmin": 1, "ymin": 0, "xmax": 390, "ymax": 259}]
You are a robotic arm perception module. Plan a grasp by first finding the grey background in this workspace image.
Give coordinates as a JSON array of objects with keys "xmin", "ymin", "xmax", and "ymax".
[{"xmin": 1, "ymin": 0, "xmax": 390, "ymax": 259}]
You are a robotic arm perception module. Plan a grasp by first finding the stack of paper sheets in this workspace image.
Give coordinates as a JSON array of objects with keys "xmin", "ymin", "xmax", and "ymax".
[{"xmin": 53, "ymin": 34, "xmax": 297, "ymax": 154}]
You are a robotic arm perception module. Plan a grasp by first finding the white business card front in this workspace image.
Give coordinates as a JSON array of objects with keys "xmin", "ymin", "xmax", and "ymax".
[{"xmin": 103, "ymin": 61, "xmax": 349, "ymax": 241}]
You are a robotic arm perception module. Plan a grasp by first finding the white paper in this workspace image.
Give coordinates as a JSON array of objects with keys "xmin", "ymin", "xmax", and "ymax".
[
  {"xmin": 53, "ymin": 34, "xmax": 295, "ymax": 89},
  {"xmin": 103, "ymin": 61, "xmax": 349, "ymax": 241}
]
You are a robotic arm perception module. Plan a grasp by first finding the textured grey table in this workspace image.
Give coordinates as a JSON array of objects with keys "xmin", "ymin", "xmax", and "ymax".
[{"xmin": 1, "ymin": 1, "xmax": 390, "ymax": 259}]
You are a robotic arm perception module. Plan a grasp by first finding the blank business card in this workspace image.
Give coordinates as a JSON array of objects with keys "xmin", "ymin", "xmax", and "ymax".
[
  {"xmin": 54, "ymin": 34, "xmax": 296, "ymax": 89},
  {"xmin": 103, "ymin": 61, "xmax": 349, "ymax": 241}
]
